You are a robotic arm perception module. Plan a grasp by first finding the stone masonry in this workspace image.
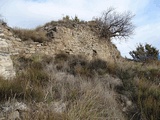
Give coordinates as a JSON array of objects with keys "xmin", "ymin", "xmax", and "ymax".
[
  {"xmin": 0, "ymin": 26, "xmax": 15, "ymax": 78},
  {"xmin": 0, "ymin": 23, "xmax": 120, "ymax": 78}
]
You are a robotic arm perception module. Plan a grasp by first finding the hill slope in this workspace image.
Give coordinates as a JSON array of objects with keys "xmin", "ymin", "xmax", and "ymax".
[
  {"xmin": 0, "ymin": 20, "xmax": 120, "ymax": 78},
  {"xmin": 0, "ymin": 20, "xmax": 128, "ymax": 120},
  {"xmin": 0, "ymin": 20, "xmax": 160, "ymax": 120}
]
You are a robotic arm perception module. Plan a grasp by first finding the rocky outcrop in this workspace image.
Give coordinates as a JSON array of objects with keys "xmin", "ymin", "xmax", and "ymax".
[
  {"xmin": 0, "ymin": 25, "xmax": 15, "ymax": 79},
  {"xmin": 0, "ymin": 22, "xmax": 120, "ymax": 78}
]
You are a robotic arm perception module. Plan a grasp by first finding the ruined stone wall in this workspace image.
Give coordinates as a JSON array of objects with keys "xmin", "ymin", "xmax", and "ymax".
[
  {"xmin": 0, "ymin": 25, "xmax": 15, "ymax": 78},
  {"xmin": 0, "ymin": 24, "xmax": 120, "ymax": 78}
]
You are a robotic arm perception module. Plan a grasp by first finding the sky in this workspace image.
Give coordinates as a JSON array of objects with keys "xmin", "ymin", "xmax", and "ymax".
[{"xmin": 0, "ymin": 0, "xmax": 160, "ymax": 58}]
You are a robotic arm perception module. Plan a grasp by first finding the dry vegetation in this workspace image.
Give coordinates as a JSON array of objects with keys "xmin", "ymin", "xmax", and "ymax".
[
  {"xmin": 12, "ymin": 9, "xmax": 134, "ymax": 44},
  {"xmin": 113, "ymin": 60, "xmax": 160, "ymax": 120},
  {"xmin": 1, "ymin": 53, "xmax": 159, "ymax": 120},
  {"xmin": 13, "ymin": 28, "xmax": 49, "ymax": 43},
  {"xmin": 0, "ymin": 54, "xmax": 126, "ymax": 120},
  {"xmin": 12, "ymin": 16, "xmax": 85, "ymax": 43},
  {"xmin": 1, "ymin": 13, "xmax": 160, "ymax": 120}
]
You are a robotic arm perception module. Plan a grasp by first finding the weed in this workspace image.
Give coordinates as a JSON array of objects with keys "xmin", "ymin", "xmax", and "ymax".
[
  {"xmin": 13, "ymin": 28, "xmax": 49, "ymax": 43},
  {"xmin": 0, "ymin": 76, "xmax": 44, "ymax": 102}
]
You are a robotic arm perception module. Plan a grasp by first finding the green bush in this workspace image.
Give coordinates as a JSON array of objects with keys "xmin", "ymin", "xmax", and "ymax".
[{"xmin": 130, "ymin": 43, "xmax": 159, "ymax": 62}]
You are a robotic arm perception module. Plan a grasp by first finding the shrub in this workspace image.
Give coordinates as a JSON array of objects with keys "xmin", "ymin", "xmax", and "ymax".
[
  {"xmin": 68, "ymin": 55, "xmax": 90, "ymax": 76},
  {"xmin": 62, "ymin": 15, "xmax": 70, "ymax": 21},
  {"xmin": 89, "ymin": 59, "xmax": 108, "ymax": 75},
  {"xmin": 129, "ymin": 43, "xmax": 159, "ymax": 62},
  {"xmin": 0, "ymin": 76, "xmax": 44, "ymax": 102},
  {"xmin": 136, "ymin": 79, "xmax": 160, "ymax": 120},
  {"xmin": 54, "ymin": 54, "xmax": 110, "ymax": 77},
  {"xmin": 73, "ymin": 15, "xmax": 80, "ymax": 22},
  {"xmin": 1, "ymin": 54, "xmax": 129, "ymax": 119},
  {"xmin": 13, "ymin": 28, "xmax": 49, "ymax": 43},
  {"xmin": 15, "ymin": 55, "xmax": 49, "ymax": 87},
  {"xmin": 95, "ymin": 8, "xmax": 134, "ymax": 40},
  {"xmin": 67, "ymin": 86, "xmax": 125, "ymax": 120},
  {"xmin": 1, "ymin": 54, "xmax": 52, "ymax": 102},
  {"xmin": 89, "ymin": 59, "xmax": 107, "ymax": 70},
  {"xmin": 18, "ymin": 67, "xmax": 49, "ymax": 87},
  {"xmin": 54, "ymin": 53, "xmax": 69, "ymax": 63}
]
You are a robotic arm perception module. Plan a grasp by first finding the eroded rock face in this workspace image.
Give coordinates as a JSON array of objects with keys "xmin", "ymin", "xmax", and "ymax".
[
  {"xmin": 0, "ymin": 54, "xmax": 15, "ymax": 79},
  {"xmin": 0, "ymin": 22, "xmax": 121, "ymax": 78},
  {"xmin": 0, "ymin": 26, "xmax": 15, "ymax": 79}
]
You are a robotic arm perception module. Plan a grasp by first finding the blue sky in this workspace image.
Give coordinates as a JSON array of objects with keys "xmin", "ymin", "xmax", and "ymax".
[{"xmin": 0, "ymin": 0, "xmax": 160, "ymax": 58}]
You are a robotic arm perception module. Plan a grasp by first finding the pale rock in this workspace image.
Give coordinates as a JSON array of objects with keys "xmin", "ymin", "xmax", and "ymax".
[
  {"xmin": 8, "ymin": 111, "xmax": 20, "ymax": 120},
  {"xmin": 0, "ymin": 39, "xmax": 8, "ymax": 48},
  {"xmin": 37, "ymin": 44, "xmax": 42, "ymax": 47},
  {"xmin": 0, "ymin": 117, "xmax": 5, "ymax": 120},
  {"xmin": 14, "ymin": 102, "xmax": 29, "ymax": 112},
  {"xmin": 50, "ymin": 101, "xmax": 66, "ymax": 113},
  {"xmin": 0, "ymin": 33, "xmax": 4, "ymax": 37},
  {"xmin": 122, "ymin": 107, "xmax": 127, "ymax": 112},
  {"xmin": 0, "ymin": 102, "xmax": 29, "ymax": 119},
  {"xmin": 30, "ymin": 50, "xmax": 35, "ymax": 54},
  {"xmin": 0, "ymin": 54, "xmax": 15, "ymax": 78},
  {"xmin": 0, "ymin": 23, "xmax": 121, "ymax": 78},
  {"xmin": 15, "ymin": 38, "xmax": 21, "ymax": 42},
  {"xmin": 126, "ymin": 100, "xmax": 132, "ymax": 106}
]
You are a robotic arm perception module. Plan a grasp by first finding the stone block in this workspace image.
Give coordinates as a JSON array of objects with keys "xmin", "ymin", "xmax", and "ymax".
[
  {"xmin": 30, "ymin": 50, "xmax": 35, "ymax": 54},
  {"xmin": 11, "ymin": 52, "xmax": 19, "ymax": 55},
  {"xmin": 37, "ymin": 44, "xmax": 42, "ymax": 47},
  {"xmin": 0, "ymin": 47, "xmax": 9, "ymax": 53},
  {"xmin": 8, "ymin": 111, "xmax": 20, "ymax": 120},
  {"xmin": 0, "ymin": 33, "xmax": 4, "ymax": 37},
  {"xmin": 0, "ymin": 55, "xmax": 15, "ymax": 78},
  {"xmin": 15, "ymin": 38, "xmax": 21, "ymax": 41},
  {"xmin": 0, "ymin": 40, "xmax": 9, "ymax": 47}
]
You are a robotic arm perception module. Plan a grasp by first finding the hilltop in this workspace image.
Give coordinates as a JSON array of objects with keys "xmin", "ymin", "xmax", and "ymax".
[
  {"xmin": 0, "ymin": 17, "xmax": 160, "ymax": 120},
  {"xmin": 0, "ymin": 19, "xmax": 127, "ymax": 119},
  {"xmin": 0, "ymin": 18, "xmax": 121, "ymax": 78}
]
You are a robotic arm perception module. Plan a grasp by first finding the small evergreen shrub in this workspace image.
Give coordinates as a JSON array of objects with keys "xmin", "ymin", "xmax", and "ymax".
[{"xmin": 130, "ymin": 43, "xmax": 159, "ymax": 62}]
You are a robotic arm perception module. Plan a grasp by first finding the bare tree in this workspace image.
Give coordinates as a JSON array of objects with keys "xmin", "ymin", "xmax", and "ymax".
[{"xmin": 95, "ymin": 8, "xmax": 135, "ymax": 40}]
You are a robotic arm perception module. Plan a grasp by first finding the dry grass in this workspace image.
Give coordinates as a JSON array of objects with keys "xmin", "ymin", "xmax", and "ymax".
[
  {"xmin": 1, "ymin": 53, "xmax": 160, "ymax": 120},
  {"xmin": 54, "ymin": 53, "xmax": 109, "ymax": 77},
  {"xmin": 43, "ymin": 70, "xmax": 126, "ymax": 120},
  {"xmin": 67, "ymin": 83, "xmax": 125, "ymax": 120},
  {"xmin": 110, "ymin": 60, "xmax": 160, "ymax": 120},
  {"xmin": 0, "ymin": 54, "xmax": 126, "ymax": 119},
  {"xmin": 13, "ymin": 28, "xmax": 49, "ymax": 43},
  {"xmin": 42, "ymin": 54, "xmax": 126, "ymax": 119},
  {"xmin": 0, "ymin": 76, "xmax": 44, "ymax": 102},
  {"xmin": 21, "ymin": 103, "xmax": 68, "ymax": 120}
]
